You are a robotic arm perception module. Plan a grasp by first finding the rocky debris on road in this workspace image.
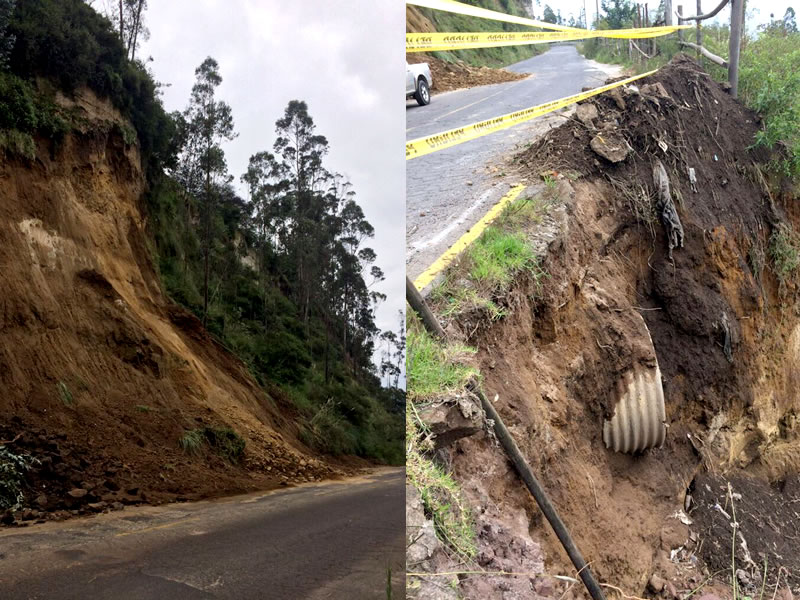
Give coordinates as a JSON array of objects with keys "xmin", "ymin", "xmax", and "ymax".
[{"xmin": 407, "ymin": 54, "xmax": 528, "ymax": 93}]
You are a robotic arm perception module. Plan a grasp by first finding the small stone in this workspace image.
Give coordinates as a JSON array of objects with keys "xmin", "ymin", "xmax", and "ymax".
[
  {"xmin": 647, "ymin": 574, "xmax": 666, "ymax": 593},
  {"xmin": 576, "ymin": 103, "xmax": 598, "ymax": 126},
  {"xmin": 1, "ymin": 510, "xmax": 15, "ymax": 525},
  {"xmin": 665, "ymin": 582, "xmax": 679, "ymax": 599},
  {"xmin": 111, "ymin": 502, "xmax": 124, "ymax": 511},
  {"xmin": 466, "ymin": 181, "xmax": 473, "ymax": 186},
  {"xmin": 68, "ymin": 488, "xmax": 88, "ymax": 499},
  {"xmin": 35, "ymin": 494, "xmax": 48, "ymax": 507},
  {"xmin": 590, "ymin": 132, "xmax": 631, "ymax": 163},
  {"xmin": 87, "ymin": 502, "xmax": 106, "ymax": 511}
]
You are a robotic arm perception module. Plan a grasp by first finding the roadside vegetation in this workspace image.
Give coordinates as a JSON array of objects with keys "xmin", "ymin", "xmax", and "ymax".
[
  {"xmin": 179, "ymin": 427, "xmax": 247, "ymax": 464},
  {"xmin": 406, "ymin": 311, "xmax": 478, "ymax": 560},
  {"xmin": 0, "ymin": 445, "xmax": 38, "ymax": 510},
  {"xmin": 430, "ymin": 191, "xmax": 548, "ymax": 320},
  {"xmin": 0, "ymin": 0, "xmax": 404, "ymax": 465}
]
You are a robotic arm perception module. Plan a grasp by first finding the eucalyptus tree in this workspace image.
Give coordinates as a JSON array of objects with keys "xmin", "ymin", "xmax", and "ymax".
[{"xmin": 179, "ymin": 57, "xmax": 236, "ymax": 325}]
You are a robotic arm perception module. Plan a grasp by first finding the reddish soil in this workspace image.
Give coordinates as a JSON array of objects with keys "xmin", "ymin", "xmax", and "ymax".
[
  {"xmin": 408, "ymin": 54, "xmax": 528, "ymax": 93},
  {"xmin": 438, "ymin": 55, "xmax": 800, "ymax": 594},
  {"xmin": 0, "ymin": 90, "xmax": 350, "ymax": 526}
]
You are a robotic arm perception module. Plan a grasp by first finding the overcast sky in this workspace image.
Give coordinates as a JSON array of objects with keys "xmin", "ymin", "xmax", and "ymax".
[
  {"xmin": 530, "ymin": 0, "xmax": 793, "ymax": 30},
  {"xmin": 132, "ymin": 1, "xmax": 404, "ymax": 372}
]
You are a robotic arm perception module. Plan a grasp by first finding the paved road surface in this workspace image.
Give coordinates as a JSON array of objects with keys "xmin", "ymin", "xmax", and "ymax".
[
  {"xmin": 406, "ymin": 45, "xmax": 621, "ymax": 282},
  {"xmin": 0, "ymin": 468, "xmax": 404, "ymax": 599}
]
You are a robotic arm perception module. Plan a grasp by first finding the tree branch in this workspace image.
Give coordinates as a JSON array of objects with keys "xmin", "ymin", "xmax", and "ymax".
[
  {"xmin": 679, "ymin": 41, "xmax": 729, "ymax": 67},
  {"xmin": 678, "ymin": 0, "xmax": 729, "ymax": 22}
]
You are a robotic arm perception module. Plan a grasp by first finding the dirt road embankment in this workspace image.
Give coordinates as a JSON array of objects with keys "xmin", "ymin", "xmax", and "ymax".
[
  {"xmin": 426, "ymin": 55, "xmax": 800, "ymax": 595},
  {"xmin": 0, "ymin": 90, "xmax": 343, "ymax": 526}
]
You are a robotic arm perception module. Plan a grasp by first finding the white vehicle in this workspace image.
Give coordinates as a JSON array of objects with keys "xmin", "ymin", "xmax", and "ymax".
[{"xmin": 406, "ymin": 62, "xmax": 432, "ymax": 106}]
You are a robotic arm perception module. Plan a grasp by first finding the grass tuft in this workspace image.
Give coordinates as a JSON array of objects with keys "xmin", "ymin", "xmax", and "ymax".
[
  {"xmin": 56, "ymin": 381, "xmax": 73, "ymax": 407},
  {"xmin": 769, "ymin": 222, "xmax": 800, "ymax": 290},
  {"xmin": 179, "ymin": 429, "xmax": 205, "ymax": 456},
  {"xmin": 179, "ymin": 427, "xmax": 246, "ymax": 463},
  {"xmin": 406, "ymin": 312, "xmax": 477, "ymax": 401}
]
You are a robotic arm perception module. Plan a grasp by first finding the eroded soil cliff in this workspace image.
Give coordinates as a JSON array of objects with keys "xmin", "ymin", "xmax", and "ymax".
[{"xmin": 0, "ymin": 91, "xmax": 339, "ymax": 523}]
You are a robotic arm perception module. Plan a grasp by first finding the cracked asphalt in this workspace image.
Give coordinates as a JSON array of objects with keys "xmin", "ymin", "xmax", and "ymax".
[
  {"xmin": 0, "ymin": 468, "xmax": 404, "ymax": 599},
  {"xmin": 406, "ymin": 44, "xmax": 621, "ymax": 282}
]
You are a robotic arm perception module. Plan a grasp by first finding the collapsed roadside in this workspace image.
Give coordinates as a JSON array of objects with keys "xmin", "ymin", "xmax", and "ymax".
[{"xmin": 407, "ymin": 54, "xmax": 800, "ymax": 598}]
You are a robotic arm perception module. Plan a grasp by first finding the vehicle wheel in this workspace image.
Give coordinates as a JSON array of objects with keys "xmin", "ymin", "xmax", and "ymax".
[{"xmin": 414, "ymin": 78, "xmax": 430, "ymax": 106}]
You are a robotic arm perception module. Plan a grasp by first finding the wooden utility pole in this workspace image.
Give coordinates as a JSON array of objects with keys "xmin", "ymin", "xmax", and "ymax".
[
  {"xmin": 665, "ymin": 0, "xmax": 673, "ymax": 25},
  {"xmin": 596, "ymin": 0, "xmax": 600, "ymax": 27},
  {"xmin": 677, "ymin": 5, "xmax": 684, "ymax": 40},
  {"xmin": 695, "ymin": 0, "xmax": 703, "ymax": 60},
  {"xmin": 728, "ymin": 0, "xmax": 743, "ymax": 97}
]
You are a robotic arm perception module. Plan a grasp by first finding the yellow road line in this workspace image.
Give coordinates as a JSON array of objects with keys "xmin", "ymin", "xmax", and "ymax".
[
  {"xmin": 114, "ymin": 517, "xmax": 196, "ymax": 537},
  {"xmin": 413, "ymin": 184, "xmax": 526, "ymax": 291}
]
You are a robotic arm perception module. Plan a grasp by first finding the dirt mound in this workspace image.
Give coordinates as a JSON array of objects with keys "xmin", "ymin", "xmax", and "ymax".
[
  {"xmin": 408, "ymin": 54, "xmax": 528, "ymax": 93},
  {"xmin": 439, "ymin": 55, "xmax": 800, "ymax": 592},
  {"xmin": 0, "ymin": 91, "xmax": 345, "ymax": 525}
]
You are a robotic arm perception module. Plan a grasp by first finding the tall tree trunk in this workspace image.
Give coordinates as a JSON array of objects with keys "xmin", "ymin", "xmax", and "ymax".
[
  {"xmin": 118, "ymin": 0, "xmax": 124, "ymax": 42},
  {"xmin": 130, "ymin": 0, "xmax": 144, "ymax": 61},
  {"xmin": 203, "ymin": 170, "xmax": 211, "ymax": 326},
  {"xmin": 324, "ymin": 309, "xmax": 331, "ymax": 384}
]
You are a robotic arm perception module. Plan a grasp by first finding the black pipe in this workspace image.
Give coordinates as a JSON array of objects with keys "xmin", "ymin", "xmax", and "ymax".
[
  {"xmin": 405, "ymin": 285, "xmax": 606, "ymax": 600},
  {"xmin": 471, "ymin": 381, "xmax": 606, "ymax": 600}
]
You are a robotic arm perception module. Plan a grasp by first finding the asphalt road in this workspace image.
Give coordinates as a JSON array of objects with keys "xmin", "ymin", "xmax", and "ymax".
[
  {"xmin": 406, "ymin": 45, "xmax": 621, "ymax": 283},
  {"xmin": 0, "ymin": 468, "xmax": 405, "ymax": 599}
]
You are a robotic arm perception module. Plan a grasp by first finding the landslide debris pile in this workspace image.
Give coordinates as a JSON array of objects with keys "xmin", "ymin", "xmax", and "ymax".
[
  {"xmin": 408, "ymin": 54, "xmax": 528, "ymax": 93},
  {"xmin": 405, "ymin": 1, "xmax": 537, "ymax": 93},
  {"xmin": 434, "ymin": 54, "xmax": 799, "ymax": 594}
]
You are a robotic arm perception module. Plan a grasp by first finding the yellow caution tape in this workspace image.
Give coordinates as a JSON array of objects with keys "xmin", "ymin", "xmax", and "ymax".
[
  {"xmin": 405, "ymin": 0, "xmax": 691, "ymax": 51},
  {"xmin": 407, "ymin": 31, "xmax": 595, "ymax": 52},
  {"xmin": 407, "ymin": 26, "xmax": 686, "ymax": 52},
  {"xmin": 407, "ymin": 0, "xmax": 583, "ymax": 32},
  {"xmin": 406, "ymin": 69, "xmax": 657, "ymax": 160}
]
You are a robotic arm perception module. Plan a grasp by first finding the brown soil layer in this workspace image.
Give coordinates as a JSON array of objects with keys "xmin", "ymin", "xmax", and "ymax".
[
  {"xmin": 693, "ymin": 473, "xmax": 800, "ymax": 587},
  {"xmin": 0, "ymin": 90, "xmax": 351, "ymax": 526},
  {"xmin": 408, "ymin": 54, "xmax": 528, "ymax": 93},
  {"xmin": 439, "ymin": 54, "xmax": 800, "ymax": 594}
]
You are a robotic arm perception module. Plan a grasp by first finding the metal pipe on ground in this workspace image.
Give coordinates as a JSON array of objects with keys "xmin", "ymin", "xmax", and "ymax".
[{"xmin": 406, "ymin": 284, "xmax": 607, "ymax": 600}]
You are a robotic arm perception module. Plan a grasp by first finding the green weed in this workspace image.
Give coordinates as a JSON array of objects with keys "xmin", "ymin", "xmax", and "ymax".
[
  {"xmin": 56, "ymin": 381, "xmax": 73, "ymax": 407},
  {"xmin": 0, "ymin": 446, "xmax": 39, "ymax": 511},
  {"xmin": 135, "ymin": 405, "xmax": 153, "ymax": 413},
  {"xmin": 406, "ymin": 313, "xmax": 477, "ymax": 401},
  {"xmin": 179, "ymin": 427, "xmax": 246, "ymax": 463},
  {"xmin": 769, "ymin": 222, "xmax": 800, "ymax": 289},
  {"xmin": 179, "ymin": 429, "xmax": 205, "ymax": 456}
]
